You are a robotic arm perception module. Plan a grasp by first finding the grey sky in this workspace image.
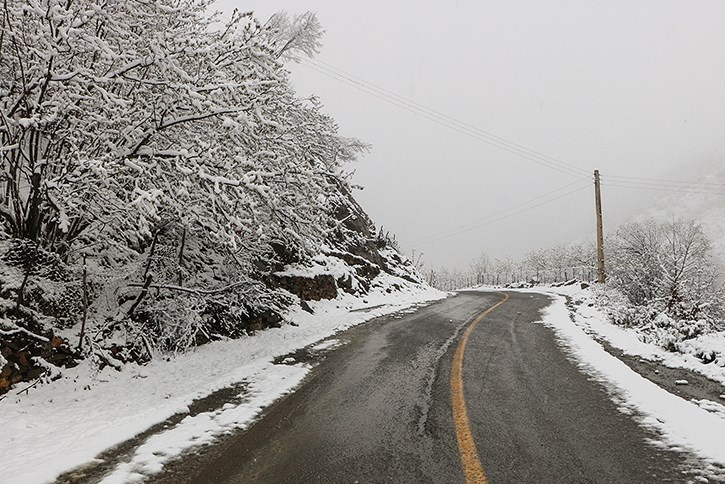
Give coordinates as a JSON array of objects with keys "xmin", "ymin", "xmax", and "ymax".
[{"xmin": 217, "ymin": 0, "xmax": 725, "ymax": 269}]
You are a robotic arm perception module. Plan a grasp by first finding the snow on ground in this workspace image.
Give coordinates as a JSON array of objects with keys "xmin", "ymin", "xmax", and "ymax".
[
  {"xmin": 274, "ymin": 252, "xmax": 351, "ymax": 279},
  {"xmin": 475, "ymin": 285, "xmax": 725, "ymax": 480},
  {"xmin": 309, "ymin": 338, "xmax": 342, "ymax": 351},
  {"xmin": 1, "ymin": 274, "xmax": 445, "ymax": 484},
  {"xmin": 532, "ymin": 284, "xmax": 725, "ymax": 387}
]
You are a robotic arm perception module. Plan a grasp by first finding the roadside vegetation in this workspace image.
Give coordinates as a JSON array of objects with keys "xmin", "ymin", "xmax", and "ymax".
[
  {"xmin": 599, "ymin": 219, "xmax": 724, "ymax": 360},
  {"xmin": 0, "ymin": 2, "xmax": 423, "ymax": 395}
]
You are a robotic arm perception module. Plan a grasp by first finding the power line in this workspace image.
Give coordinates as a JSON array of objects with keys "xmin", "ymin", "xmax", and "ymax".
[
  {"xmin": 601, "ymin": 180, "xmax": 725, "ymax": 194},
  {"xmin": 412, "ymin": 177, "xmax": 724, "ymax": 249},
  {"xmin": 301, "ymin": 58, "xmax": 725, "ymax": 192},
  {"xmin": 413, "ymin": 183, "xmax": 591, "ymax": 247},
  {"xmin": 296, "ymin": 58, "xmax": 725, "ymax": 245},
  {"xmin": 301, "ymin": 61, "xmax": 583, "ymax": 178},
  {"xmin": 601, "ymin": 181, "xmax": 725, "ymax": 196},
  {"xmin": 302, "ymin": 59, "xmax": 587, "ymax": 178},
  {"xmin": 603, "ymin": 174, "xmax": 725, "ymax": 189},
  {"xmin": 302, "ymin": 60, "xmax": 595, "ymax": 246},
  {"xmin": 299, "ymin": 60, "xmax": 588, "ymax": 179},
  {"xmin": 411, "ymin": 178, "xmax": 723, "ymax": 248},
  {"xmin": 601, "ymin": 179, "xmax": 725, "ymax": 190},
  {"xmin": 599, "ymin": 176, "xmax": 725, "ymax": 193},
  {"xmin": 305, "ymin": 58, "xmax": 589, "ymax": 178},
  {"xmin": 413, "ymin": 179, "xmax": 588, "ymax": 244}
]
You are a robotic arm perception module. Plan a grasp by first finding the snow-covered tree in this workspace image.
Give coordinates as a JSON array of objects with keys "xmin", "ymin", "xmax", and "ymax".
[
  {"xmin": 608, "ymin": 219, "xmax": 723, "ymax": 322},
  {"xmin": 265, "ymin": 11, "xmax": 324, "ymax": 61},
  {"xmin": 0, "ymin": 1, "xmax": 375, "ymax": 359},
  {"xmin": 0, "ymin": 1, "xmax": 361, "ymax": 263},
  {"xmin": 523, "ymin": 248, "xmax": 548, "ymax": 281},
  {"xmin": 492, "ymin": 256, "xmax": 516, "ymax": 284},
  {"xmin": 469, "ymin": 251, "xmax": 491, "ymax": 282}
]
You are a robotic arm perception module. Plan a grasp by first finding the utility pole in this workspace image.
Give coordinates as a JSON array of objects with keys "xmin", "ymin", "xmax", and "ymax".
[{"xmin": 594, "ymin": 170, "xmax": 605, "ymax": 283}]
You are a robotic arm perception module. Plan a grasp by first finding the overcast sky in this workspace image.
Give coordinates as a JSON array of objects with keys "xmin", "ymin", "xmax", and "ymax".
[{"xmin": 217, "ymin": 0, "xmax": 725, "ymax": 269}]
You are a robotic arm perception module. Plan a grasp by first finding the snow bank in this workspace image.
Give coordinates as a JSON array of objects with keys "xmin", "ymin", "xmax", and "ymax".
[
  {"xmin": 528, "ymin": 284, "xmax": 725, "ymax": 387},
  {"xmin": 1, "ymin": 274, "xmax": 445, "ymax": 484},
  {"xmin": 535, "ymin": 293, "xmax": 725, "ymax": 474}
]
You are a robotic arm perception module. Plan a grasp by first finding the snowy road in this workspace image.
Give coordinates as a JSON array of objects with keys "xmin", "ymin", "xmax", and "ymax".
[{"xmin": 148, "ymin": 291, "xmax": 700, "ymax": 483}]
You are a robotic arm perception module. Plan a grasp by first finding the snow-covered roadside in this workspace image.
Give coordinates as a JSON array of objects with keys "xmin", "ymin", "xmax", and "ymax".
[
  {"xmin": 482, "ymin": 286, "xmax": 725, "ymax": 480},
  {"xmin": 538, "ymin": 293, "xmax": 725, "ymax": 479},
  {"xmin": 1, "ymin": 275, "xmax": 446, "ymax": 484},
  {"xmin": 525, "ymin": 284, "xmax": 725, "ymax": 388}
]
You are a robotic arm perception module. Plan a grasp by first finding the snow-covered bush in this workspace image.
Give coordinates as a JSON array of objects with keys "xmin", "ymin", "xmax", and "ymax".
[{"xmin": 604, "ymin": 219, "xmax": 724, "ymax": 347}]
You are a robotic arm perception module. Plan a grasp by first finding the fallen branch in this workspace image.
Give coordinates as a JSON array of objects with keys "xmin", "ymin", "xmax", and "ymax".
[
  {"xmin": 0, "ymin": 327, "xmax": 50, "ymax": 343},
  {"xmin": 15, "ymin": 378, "xmax": 41, "ymax": 396},
  {"xmin": 94, "ymin": 348, "xmax": 123, "ymax": 371}
]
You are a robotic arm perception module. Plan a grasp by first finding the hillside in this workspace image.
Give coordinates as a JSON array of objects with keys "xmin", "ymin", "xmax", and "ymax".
[{"xmin": 0, "ymin": 4, "xmax": 438, "ymax": 396}]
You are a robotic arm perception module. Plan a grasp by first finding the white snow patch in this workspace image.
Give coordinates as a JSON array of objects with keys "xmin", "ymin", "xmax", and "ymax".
[
  {"xmin": 274, "ymin": 253, "xmax": 351, "ymax": 279},
  {"xmin": 310, "ymin": 339, "xmax": 341, "ymax": 351},
  {"xmin": 693, "ymin": 399, "xmax": 725, "ymax": 420},
  {"xmin": 99, "ymin": 364, "xmax": 308, "ymax": 484}
]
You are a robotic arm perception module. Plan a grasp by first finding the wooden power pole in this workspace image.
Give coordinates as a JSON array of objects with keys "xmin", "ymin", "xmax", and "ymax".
[{"xmin": 594, "ymin": 170, "xmax": 605, "ymax": 283}]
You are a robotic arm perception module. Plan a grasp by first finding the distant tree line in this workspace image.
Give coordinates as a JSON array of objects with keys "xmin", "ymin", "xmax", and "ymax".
[{"xmin": 425, "ymin": 242, "xmax": 597, "ymax": 290}]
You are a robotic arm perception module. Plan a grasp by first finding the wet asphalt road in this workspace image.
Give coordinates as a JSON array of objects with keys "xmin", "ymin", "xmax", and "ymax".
[{"xmin": 153, "ymin": 291, "xmax": 693, "ymax": 484}]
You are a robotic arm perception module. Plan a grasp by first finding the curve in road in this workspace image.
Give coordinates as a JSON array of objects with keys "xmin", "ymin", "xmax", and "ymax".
[{"xmin": 151, "ymin": 291, "xmax": 698, "ymax": 484}]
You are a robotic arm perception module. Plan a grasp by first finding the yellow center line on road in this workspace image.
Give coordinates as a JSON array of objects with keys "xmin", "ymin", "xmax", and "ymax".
[{"xmin": 450, "ymin": 292, "xmax": 509, "ymax": 484}]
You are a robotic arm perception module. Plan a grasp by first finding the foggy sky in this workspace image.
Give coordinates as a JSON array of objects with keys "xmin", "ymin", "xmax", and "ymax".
[{"xmin": 217, "ymin": 0, "xmax": 725, "ymax": 270}]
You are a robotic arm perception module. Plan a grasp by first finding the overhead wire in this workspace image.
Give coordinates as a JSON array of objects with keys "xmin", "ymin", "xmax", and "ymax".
[
  {"xmin": 603, "ymin": 174, "xmax": 725, "ymax": 189},
  {"xmin": 599, "ymin": 175, "xmax": 725, "ymax": 195},
  {"xmin": 298, "ymin": 60, "xmax": 589, "ymax": 179},
  {"xmin": 296, "ymin": 58, "xmax": 725, "ymax": 244},
  {"xmin": 413, "ymin": 179, "xmax": 588, "ymax": 244},
  {"xmin": 299, "ymin": 59, "xmax": 596, "ymax": 245},
  {"xmin": 304, "ymin": 58, "xmax": 589, "ymax": 178},
  {"xmin": 413, "ymin": 183, "xmax": 592, "ymax": 247},
  {"xmin": 600, "ymin": 181, "xmax": 725, "ymax": 196},
  {"xmin": 301, "ymin": 58, "xmax": 725, "ymax": 193}
]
